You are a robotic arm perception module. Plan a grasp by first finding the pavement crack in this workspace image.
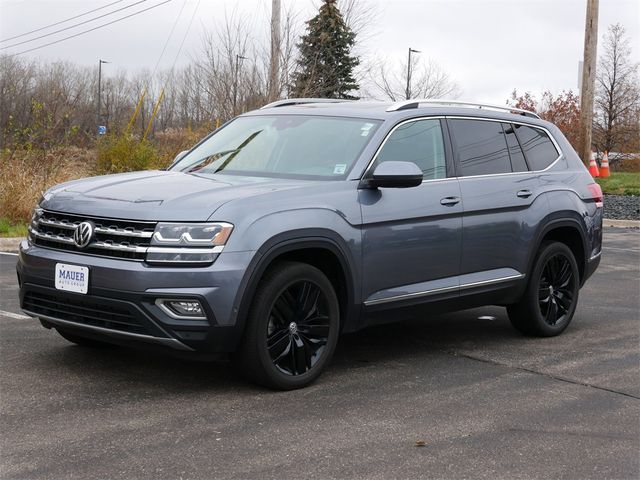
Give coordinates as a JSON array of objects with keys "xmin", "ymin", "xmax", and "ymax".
[{"xmin": 444, "ymin": 349, "xmax": 640, "ymax": 400}]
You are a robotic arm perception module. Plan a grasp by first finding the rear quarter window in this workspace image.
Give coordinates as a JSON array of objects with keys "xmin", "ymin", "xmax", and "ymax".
[{"xmin": 513, "ymin": 125, "xmax": 559, "ymax": 171}]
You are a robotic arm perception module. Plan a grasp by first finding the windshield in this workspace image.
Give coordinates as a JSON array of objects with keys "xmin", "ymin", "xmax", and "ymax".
[{"xmin": 171, "ymin": 115, "xmax": 381, "ymax": 179}]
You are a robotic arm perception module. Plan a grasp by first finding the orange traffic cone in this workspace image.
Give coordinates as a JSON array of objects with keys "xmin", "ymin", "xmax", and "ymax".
[
  {"xmin": 600, "ymin": 151, "xmax": 610, "ymax": 177},
  {"xmin": 588, "ymin": 150, "xmax": 599, "ymax": 177}
]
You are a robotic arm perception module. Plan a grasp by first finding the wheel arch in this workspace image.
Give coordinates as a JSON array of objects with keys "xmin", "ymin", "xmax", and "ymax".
[
  {"xmin": 230, "ymin": 229, "xmax": 360, "ymax": 346},
  {"xmin": 529, "ymin": 216, "xmax": 589, "ymax": 286}
]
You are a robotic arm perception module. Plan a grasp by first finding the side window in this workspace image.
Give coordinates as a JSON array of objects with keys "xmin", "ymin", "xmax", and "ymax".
[
  {"xmin": 503, "ymin": 123, "xmax": 528, "ymax": 172},
  {"xmin": 513, "ymin": 125, "xmax": 559, "ymax": 171},
  {"xmin": 449, "ymin": 119, "xmax": 512, "ymax": 176},
  {"xmin": 376, "ymin": 119, "xmax": 446, "ymax": 180}
]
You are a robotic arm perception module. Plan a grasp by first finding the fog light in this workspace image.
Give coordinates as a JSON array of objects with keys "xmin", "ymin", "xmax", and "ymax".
[{"xmin": 156, "ymin": 299, "xmax": 205, "ymax": 319}]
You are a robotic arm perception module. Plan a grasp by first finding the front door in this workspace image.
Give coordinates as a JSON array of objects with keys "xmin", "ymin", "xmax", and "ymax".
[{"xmin": 359, "ymin": 118, "xmax": 463, "ymax": 309}]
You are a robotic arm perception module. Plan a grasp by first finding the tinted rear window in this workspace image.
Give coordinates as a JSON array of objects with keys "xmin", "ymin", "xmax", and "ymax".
[
  {"xmin": 503, "ymin": 123, "xmax": 528, "ymax": 172},
  {"xmin": 513, "ymin": 125, "xmax": 559, "ymax": 171},
  {"xmin": 449, "ymin": 119, "xmax": 511, "ymax": 176}
]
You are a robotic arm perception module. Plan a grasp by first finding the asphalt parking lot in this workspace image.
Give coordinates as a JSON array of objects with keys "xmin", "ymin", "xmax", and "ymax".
[{"xmin": 1, "ymin": 228, "xmax": 638, "ymax": 480}]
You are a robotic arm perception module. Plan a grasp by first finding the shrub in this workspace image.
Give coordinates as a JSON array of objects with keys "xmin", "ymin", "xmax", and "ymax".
[{"xmin": 96, "ymin": 133, "xmax": 160, "ymax": 174}]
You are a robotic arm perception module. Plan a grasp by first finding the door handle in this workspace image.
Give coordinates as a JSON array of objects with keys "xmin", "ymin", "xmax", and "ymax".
[
  {"xmin": 440, "ymin": 196, "xmax": 460, "ymax": 206},
  {"xmin": 516, "ymin": 189, "xmax": 533, "ymax": 198}
]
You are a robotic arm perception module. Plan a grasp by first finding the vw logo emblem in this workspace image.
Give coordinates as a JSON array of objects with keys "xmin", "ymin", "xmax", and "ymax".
[{"xmin": 73, "ymin": 221, "xmax": 94, "ymax": 248}]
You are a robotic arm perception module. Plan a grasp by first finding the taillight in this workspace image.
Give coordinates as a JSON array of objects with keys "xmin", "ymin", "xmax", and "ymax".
[{"xmin": 587, "ymin": 183, "xmax": 603, "ymax": 208}]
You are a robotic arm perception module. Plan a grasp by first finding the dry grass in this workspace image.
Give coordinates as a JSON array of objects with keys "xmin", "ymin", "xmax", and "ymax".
[
  {"xmin": 0, "ymin": 127, "xmax": 212, "ymax": 225},
  {"xmin": 0, "ymin": 147, "xmax": 95, "ymax": 223}
]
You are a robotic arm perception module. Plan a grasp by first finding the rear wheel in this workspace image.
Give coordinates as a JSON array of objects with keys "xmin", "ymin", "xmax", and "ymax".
[
  {"xmin": 233, "ymin": 261, "xmax": 340, "ymax": 390},
  {"xmin": 507, "ymin": 241, "xmax": 579, "ymax": 336},
  {"xmin": 56, "ymin": 329, "xmax": 114, "ymax": 348}
]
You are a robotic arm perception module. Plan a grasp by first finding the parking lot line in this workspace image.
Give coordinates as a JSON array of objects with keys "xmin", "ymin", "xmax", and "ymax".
[
  {"xmin": 0, "ymin": 310, "xmax": 29, "ymax": 320},
  {"xmin": 0, "ymin": 252, "xmax": 18, "ymax": 256}
]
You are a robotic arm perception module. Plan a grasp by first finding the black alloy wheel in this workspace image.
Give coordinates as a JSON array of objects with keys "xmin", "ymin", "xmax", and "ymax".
[
  {"xmin": 233, "ymin": 261, "xmax": 340, "ymax": 390},
  {"xmin": 267, "ymin": 280, "xmax": 331, "ymax": 376},
  {"xmin": 507, "ymin": 241, "xmax": 580, "ymax": 337},
  {"xmin": 538, "ymin": 253, "xmax": 576, "ymax": 326}
]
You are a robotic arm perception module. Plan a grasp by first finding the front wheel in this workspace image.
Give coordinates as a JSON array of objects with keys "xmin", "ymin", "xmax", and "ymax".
[
  {"xmin": 233, "ymin": 261, "xmax": 340, "ymax": 390},
  {"xmin": 507, "ymin": 241, "xmax": 580, "ymax": 337}
]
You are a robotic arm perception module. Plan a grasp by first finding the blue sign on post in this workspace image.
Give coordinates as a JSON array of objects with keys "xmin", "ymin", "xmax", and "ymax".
[{"xmin": 98, "ymin": 125, "xmax": 107, "ymax": 135}]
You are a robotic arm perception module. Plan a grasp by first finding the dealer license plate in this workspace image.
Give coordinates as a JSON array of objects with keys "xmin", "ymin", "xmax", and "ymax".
[{"xmin": 54, "ymin": 263, "xmax": 89, "ymax": 294}]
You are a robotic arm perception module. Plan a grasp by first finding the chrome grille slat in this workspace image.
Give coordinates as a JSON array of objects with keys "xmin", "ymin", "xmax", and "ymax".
[
  {"xmin": 28, "ymin": 226, "xmax": 75, "ymax": 244},
  {"xmin": 38, "ymin": 218, "xmax": 78, "ymax": 230},
  {"xmin": 30, "ymin": 210, "xmax": 158, "ymax": 261},
  {"xmin": 90, "ymin": 241, "xmax": 148, "ymax": 253},
  {"xmin": 93, "ymin": 226, "xmax": 153, "ymax": 238}
]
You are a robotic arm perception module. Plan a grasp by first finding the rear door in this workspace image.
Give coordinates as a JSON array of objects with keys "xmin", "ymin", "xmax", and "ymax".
[
  {"xmin": 359, "ymin": 118, "xmax": 463, "ymax": 308},
  {"xmin": 447, "ymin": 118, "xmax": 546, "ymax": 286}
]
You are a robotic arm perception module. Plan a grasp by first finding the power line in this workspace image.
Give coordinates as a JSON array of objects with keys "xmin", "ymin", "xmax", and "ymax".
[
  {"xmin": 151, "ymin": 0, "xmax": 188, "ymax": 77},
  {"xmin": 169, "ymin": 0, "xmax": 201, "ymax": 73},
  {"xmin": 1, "ymin": 0, "xmax": 151, "ymax": 50},
  {"xmin": 6, "ymin": 0, "xmax": 173, "ymax": 58},
  {"xmin": 0, "ymin": 0, "xmax": 125, "ymax": 43}
]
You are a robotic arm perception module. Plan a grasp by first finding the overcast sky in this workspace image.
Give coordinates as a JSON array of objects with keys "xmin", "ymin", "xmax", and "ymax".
[{"xmin": 1, "ymin": 0, "xmax": 638, "ymax": 104}]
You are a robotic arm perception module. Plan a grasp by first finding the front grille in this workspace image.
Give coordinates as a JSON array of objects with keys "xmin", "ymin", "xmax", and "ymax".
[
  {"xmin": 29, "ymin": 209, "xmax": 156, "ymax": 261},
  {"xmin": 23, "ymin": 290, "xmax": 153, "ymax": 336}
]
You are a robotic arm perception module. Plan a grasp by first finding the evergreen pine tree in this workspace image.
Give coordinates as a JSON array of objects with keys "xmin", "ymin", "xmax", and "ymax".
[{"xmin": 291, "ymin": 0, "xmax": 359, "ymax": 99}]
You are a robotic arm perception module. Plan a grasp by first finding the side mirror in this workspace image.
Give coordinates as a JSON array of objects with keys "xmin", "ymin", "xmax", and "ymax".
[{"xmin": 362, "ymin": 161, "xmax": 423, "ymax": 189}]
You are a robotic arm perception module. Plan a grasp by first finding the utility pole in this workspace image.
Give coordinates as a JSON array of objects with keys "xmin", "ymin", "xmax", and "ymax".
[
  {"xmin": 578, "ymin": 0, "xmax": 599, "ymax": 165},
  {"xmin": 268, "ymin": 0, "xmax": 281, "ymax": 102},
  {"xmin": 406, "ymin": 48, "xmax": 420, "ymax": 100},
  {"xmin": 96, "ymin": 59, "xmax": 110, "ymax": 134},
  {"xmin": 233, "ymin": 54, "xmax": 248, "ymax": 116}
]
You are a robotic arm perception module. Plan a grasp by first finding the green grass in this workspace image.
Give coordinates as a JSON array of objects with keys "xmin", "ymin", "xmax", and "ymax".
[
  {"xmin": 0, "ymin": 219, "xmax": 28, "ymax": 238},
  {"xmin": 596, "ymin": 172, "xmax": 640, "ymax": 196}
]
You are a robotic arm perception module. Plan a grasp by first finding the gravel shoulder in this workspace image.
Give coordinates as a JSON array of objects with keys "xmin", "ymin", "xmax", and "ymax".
[{"xmin": 604, "ymin": 194, "xmax": 640, "ymax": 220}]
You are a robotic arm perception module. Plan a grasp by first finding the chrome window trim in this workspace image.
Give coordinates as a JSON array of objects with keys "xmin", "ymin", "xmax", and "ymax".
[
  {"xmin": 446, "ymin": 116, "xmax": 564, "ymax": 179},
  {"xmin": 361, "ymin": 116, "xmax": 448, "ymax": 182},
  {"xmin": 364, "ymin": 273, "xmax": 525, "ymax": 307},
  {"xmin": 360, "ymin": 115, "xmax": 564, "ymax": 183}
]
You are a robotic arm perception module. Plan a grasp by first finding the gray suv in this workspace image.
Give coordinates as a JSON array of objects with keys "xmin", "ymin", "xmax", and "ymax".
[{"xmin": 17, "ymin": 99, "xmax": 603, "ymax": 389}]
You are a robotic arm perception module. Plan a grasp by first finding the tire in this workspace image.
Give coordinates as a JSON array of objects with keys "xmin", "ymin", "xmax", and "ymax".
[
  {"xmin": 232, "ymin": 261, "xmax": 341, "ymax": 390},
  {"xmin": 56, "ymin": 328, "xmax": 115, "ymax": 348},
  {"xmin": 507, "ymin": 241, "xmax": 580, "ymax": 337}
]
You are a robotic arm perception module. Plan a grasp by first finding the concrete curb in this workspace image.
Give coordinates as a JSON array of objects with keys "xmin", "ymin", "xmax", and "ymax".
[
  {"xmin": 602, "ymin": 219, "xmax": 640, "ymax": 229},
  {"xmin": 0, "ymin": 237, "xmax": 23, "ymax": 253}
]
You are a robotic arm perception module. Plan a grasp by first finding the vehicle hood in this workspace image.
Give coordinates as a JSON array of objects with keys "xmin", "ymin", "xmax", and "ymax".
[{"xmin": 41, "ymin": 170, "xmax": 315, "ymax": 221}]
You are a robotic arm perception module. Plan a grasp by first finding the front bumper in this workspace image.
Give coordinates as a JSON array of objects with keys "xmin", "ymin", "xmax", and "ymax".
[{"xmin": 17, "ymin": 241, "xmax": 255, "ymax": 353}]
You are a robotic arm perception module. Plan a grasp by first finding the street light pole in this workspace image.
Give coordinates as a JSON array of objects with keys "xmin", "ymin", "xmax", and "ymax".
[
  {"xmin": 96, "ymin": 59, "xmax": 110, "ymax": 134},
  {"xmin": 233, "ymin": 54, "xmax": 249, "ymax": 116},
  {"xmin": 406, "ymin": 48, "xmax": 421, "ymax": 100}
]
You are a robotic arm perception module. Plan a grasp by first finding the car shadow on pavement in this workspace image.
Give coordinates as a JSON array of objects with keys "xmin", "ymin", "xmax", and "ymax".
[{"xmin": 30, "ymin": 305, "xmax": 525, "ymax": 393}]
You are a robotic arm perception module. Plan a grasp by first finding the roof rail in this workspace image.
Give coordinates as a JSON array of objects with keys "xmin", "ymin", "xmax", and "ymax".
[
  {"xmin": 260, "ymin": 98, "xmax": 351, "ymax": 109},
  {"xmin": 385, "ymin": 98, "xmax": 540, "ymax": 119}
]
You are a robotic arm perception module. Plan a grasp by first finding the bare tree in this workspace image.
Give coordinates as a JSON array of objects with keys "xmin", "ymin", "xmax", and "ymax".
[
  {"xmin": 368, "ymin": 55, "xmax": 460, "ymax": 101},
  {"xmin": 594, "ymin": 23, "xmax": 640, "ymax": 157}
]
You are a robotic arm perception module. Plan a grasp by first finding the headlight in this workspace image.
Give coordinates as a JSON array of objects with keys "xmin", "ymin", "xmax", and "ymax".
[{"xmin": 146, "ymin": 222, "xmax": 233, "ymax": 264}]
